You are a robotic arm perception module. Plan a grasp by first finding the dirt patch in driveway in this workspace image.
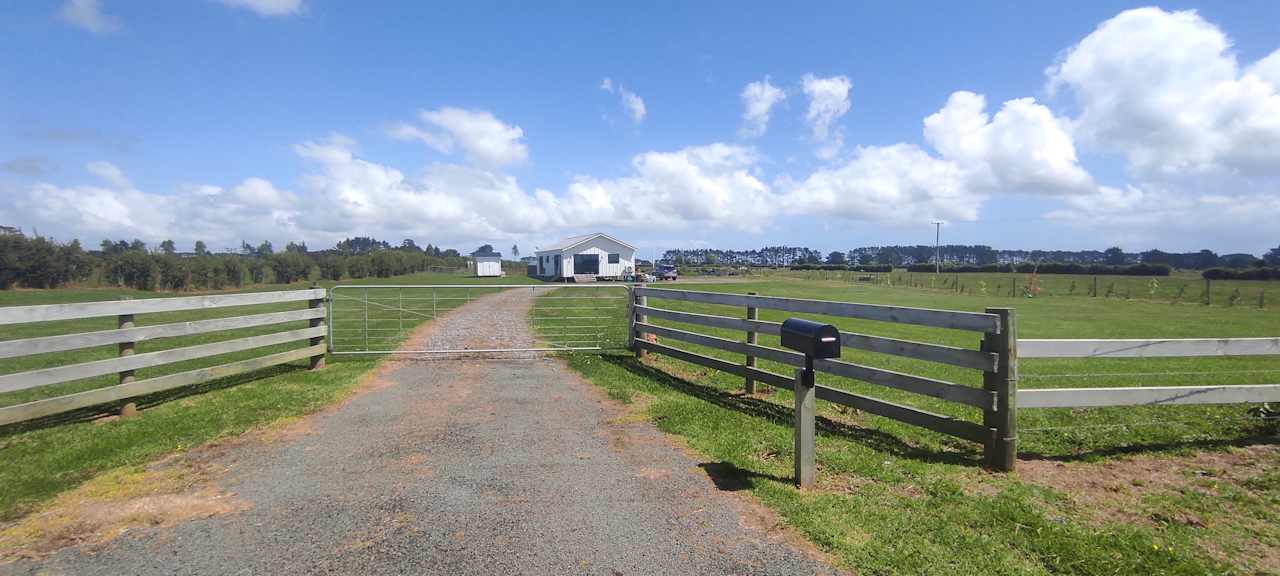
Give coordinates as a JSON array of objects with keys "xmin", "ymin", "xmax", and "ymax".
[{"xmin": 0, "ymin": 449, "xmax": 248, "ymax": 562}]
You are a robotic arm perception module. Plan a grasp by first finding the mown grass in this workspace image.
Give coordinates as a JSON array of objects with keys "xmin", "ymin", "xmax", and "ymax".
[
  {"xmin": 561, "ymin": 276, "xmax": 1279, "ymax": 574},
  {"xmin": 770, "ymin": 268, "xmax": 1275, "ymax": 308},
  {"xmin": 0, "ymin": 270, "xmax": 543, "ymax": 520}
]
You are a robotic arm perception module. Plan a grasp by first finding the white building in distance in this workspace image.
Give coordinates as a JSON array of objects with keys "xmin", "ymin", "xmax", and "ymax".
[{"xmin": 534, "ymin": 233, "xmax": 636, "ymax": 281}]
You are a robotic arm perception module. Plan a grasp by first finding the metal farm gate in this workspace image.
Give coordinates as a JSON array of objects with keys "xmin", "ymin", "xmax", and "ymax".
[{"xmin": 327, "ymin": 284, "xmax": 633, "ymax": 355}]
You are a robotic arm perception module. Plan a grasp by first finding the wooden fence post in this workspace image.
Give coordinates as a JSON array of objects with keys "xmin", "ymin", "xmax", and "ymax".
[
  {"xmin": 982, "ymin": 307, "xmax": 1018, "ymax": 472},
  {"xmin": 794, "ymin": 367, "xmax": 816, "ymax": 488},
  {"xmin": 744, "ymin": 292, "xmax": 758, "ymax": 394},
  {"xmin": 309, "ymin": 286, "xmax": 326, "ymax": 370},
  {"xmin": 634, "ymin": 289, "xmax": 648, "ymax": 359},
  {"xmin": 118, "ymin": 311, "xmax": 137, "ymax": 417},
  {"xmin": 1204, "ymin": 278, "xmax": 1212, "ymax": 306}
]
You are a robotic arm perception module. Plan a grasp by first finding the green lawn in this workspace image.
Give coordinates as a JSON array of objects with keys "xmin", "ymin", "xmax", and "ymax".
[
  {"xmin": 563, "ymin": 276, "xmax": 1279, "ymax": 575},
  {"xmin": 0, "ymin": 271, "xmax": 544, "ymax": 520},
  {"xmin": 772, "ymin": 268, "xmax": 1275, "ymax": 308}
]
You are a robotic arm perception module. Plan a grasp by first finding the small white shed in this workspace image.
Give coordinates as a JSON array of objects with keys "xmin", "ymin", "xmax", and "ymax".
[
  {"xmin": 474, "ymin": 254, "xmax": 503, "ymax": 277},
  {"xmin": 534, "ymin": 233, "xmax": 636, "ymax": 281}
]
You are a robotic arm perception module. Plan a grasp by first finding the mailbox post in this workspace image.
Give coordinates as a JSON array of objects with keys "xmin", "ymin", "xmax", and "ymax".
[{"xmin": 780, "ymin": 318, "xmax": 842, "ymax": 489}]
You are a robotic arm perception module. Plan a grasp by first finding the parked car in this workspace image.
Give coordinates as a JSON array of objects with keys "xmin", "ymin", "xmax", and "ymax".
[{"xmin": 657, "ymin": 265, "xmax": 678, "ymax": 281}]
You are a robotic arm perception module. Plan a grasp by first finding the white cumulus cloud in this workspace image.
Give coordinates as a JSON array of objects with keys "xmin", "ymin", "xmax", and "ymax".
[
  {"xmin": 801, "ymin": 74, "xmax": 852, "ymax": 159},
  {"xmin": 739, "ymin": 77, "xmax": 786, "ymax": 138},
  {"xmin": 924, "ymin": 91, "xmax": 1093, "ymax": 196},
  {"xmin": 1047, "ymin": 7, "xmax": 1280, "ymax": 177},
  {"xmin": 59, "ymin": 0, "xmax": 119, "ymax": 34},
  {"xmin": 387, "ymin": 107, "xmax": 529, "ymax": 167},
  {"xmin": 601, "ymin": 78, "xmax": 647, "ymax": 124},
  {"xmin": 217, "ymin": 0, "xmax": 304, "ymax": 17}
]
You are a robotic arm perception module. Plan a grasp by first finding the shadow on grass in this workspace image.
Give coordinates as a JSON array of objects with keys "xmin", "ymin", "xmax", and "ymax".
[
  {"xmin": 699, "ymin": 461, "xmax": 792, "ymax": 491},
  {"xmin": 1019, "ymin": 429, "xmax": 1280, "ymax": 463},
  {"xmin": 0, "ymin": 362, "xmax": 312, "ymax": 438},
  {"xmin": 599, "ymin": 354, "xmax": 980, "ymax": 468}
]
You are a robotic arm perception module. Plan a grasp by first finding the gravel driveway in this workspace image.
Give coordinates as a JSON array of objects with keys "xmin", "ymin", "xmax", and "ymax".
[{"xmin": 7, "ymin": 287, "xmax": 841, "ymax": 575}]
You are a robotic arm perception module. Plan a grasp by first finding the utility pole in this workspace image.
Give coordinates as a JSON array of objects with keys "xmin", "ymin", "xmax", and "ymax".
[{"xmin": 932, "ymin": 221, "xmax": 943, "ymax": 275}]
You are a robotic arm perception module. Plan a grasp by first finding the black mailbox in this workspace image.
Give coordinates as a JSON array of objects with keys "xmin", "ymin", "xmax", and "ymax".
[{"xmin": 780, "ymin": 318, "xmax": 842, "ymax": 359}]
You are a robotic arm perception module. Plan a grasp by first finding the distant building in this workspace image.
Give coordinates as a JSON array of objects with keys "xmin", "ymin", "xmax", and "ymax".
[
  {"xmin": 472, "ymin": 252, "xmax": 504, "ymax": 277},
  {"xmin": 534, "ymin": 233, "xmax": 636, "ymax": 281},
  {"xmin": 0, "ymin": 226, "xmax": 22, "ymax": 236}
]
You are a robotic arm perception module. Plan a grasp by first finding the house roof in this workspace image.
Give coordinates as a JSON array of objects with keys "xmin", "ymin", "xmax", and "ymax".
[
  {"xmin": 536, "ymin": 232, "xmax": 636, "ymax": 254},
  {"xmin": 473, "ymin": 252, "xmax": 502, "ymax": 259}
]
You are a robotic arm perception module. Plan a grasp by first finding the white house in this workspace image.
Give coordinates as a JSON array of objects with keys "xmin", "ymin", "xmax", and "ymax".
[
  {"xmin": 534, "ymin": 233, "xmax": 636, "ymax": 281},
  {"xmin": 473, "ymin": 253, "xmax": 504, "ymax": 277}
]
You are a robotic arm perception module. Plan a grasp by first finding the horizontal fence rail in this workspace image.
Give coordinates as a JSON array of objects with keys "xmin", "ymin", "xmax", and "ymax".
[
  {"xmin": 630, "ymin": 286, "xmax": 1017, "ymax": 480},
  {"xmin": 0, "ymin": 289, "xmax": 326, "ymax": 426},
  {"xmin": 1020, "ymin": 337, "xmax": 1280, "ymax": 358},
  {"xmin": 1019, "ymin": 336, "xmax": 1280, "ymax": 409},
  {"xmin": 635, "ymin": 287, "xmax": 1002, "ymax": 333},
  {"xmin": 1020, "ymin": 384, "xmax": 1280, "ymax": 408},
  {"xmin": 0, "ymin": 289, "xmax": 326, "ymax": 325}
]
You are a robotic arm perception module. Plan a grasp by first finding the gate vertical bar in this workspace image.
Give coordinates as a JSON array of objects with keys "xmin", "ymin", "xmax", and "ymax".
[
  {"xmin": 982, "ymin": 307, "xmax": 1018, "ymax": 471},
  {"xmin": 398, "ymin": 287, "xmax": 404, "ymax": 337},
  {"xmin": 309, "ymin": 287, "xmax": 326, "ymax": 370},
  {"xmin": 363, "ymin": 287, "xmax": 369, "ymax": 352},
  {"xmin": 744, "ymin": 291, "xmax": 758, "ymax": 394}
]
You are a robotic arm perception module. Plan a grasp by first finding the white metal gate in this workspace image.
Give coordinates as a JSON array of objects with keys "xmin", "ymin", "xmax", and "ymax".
[{"xmin": 327, "ymin": 284, "xmax": 633, "ymax": 355}]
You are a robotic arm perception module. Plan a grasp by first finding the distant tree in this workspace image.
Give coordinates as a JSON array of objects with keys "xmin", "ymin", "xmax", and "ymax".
[
  {"xmin": 256, "ymin": 240, "xmax": 274, "ymax": 256},
  {"xmin": 1103, "ymin": 247, "xmax": 1126, "ymax": 265},
  {"xmin": 193, "ymin": 240, "xmax": 208, "ymax": 256},
  {"xmin": 160, "ymin": 239, "xmax": 176, "ymax": 255},
  {"xmin": 441, "ymin": 248, "xmax": 460, "ymax": 258},
  {"xmin": 285, "ymin": 241, "xmax": 308, "ymax": 254},
  {"xmin": 511, "ymin": 244, "xmax": 519, "ymax": 258},
  {"xmin": 1193, "ymin": 249, "xmax": 1220, "ymax": 269},
  {"xmin": 129, "ymin": 239, "xmax": 147, "ymax": 253},
  {"xmin": 1140, "ymin": 249, "xmax": 1170, "ymax": 265},
  {"xmin": 401, "ymin": 239, "xmax": 420, "ymax": 252},
  {"xmin": 241, "ymin": 241, "xmax": 254, "ymax": 255},
  {"xmin": 1265, "ymin": 245, "xmax": 1280, "ymax": 266},
  {"xmin": 826, "ymin": 251, "xmax": 847, "ymax": 265},
  {"xmin": 474, "ymin": 244, "xmax": 496, "ymax": 255},
  {"xmin": 1221, "ymin": 253, "xmax": 1260, "ymax": 268}
]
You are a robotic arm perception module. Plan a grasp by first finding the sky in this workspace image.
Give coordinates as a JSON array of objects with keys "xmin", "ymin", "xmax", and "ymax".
[{"xmin": 2, "ymin": 1, "xmax": 1279, "ymax": 257}]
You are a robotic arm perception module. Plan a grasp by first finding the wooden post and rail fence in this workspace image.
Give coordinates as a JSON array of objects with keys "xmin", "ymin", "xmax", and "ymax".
[
  {"xmin": 0, "ymin": 288, "xmax": 327, "ymax": 427},
  {"xmin": 628, "ymin": 286, "xmax": 1280, "ymax": 485}
]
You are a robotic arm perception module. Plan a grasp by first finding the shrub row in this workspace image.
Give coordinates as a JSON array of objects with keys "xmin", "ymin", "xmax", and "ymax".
[
  {"xmin": 788, "ymin": 264, "xmax": 892, "ymax": 272},
  {"xmin": 1202, "ymin": 267, "xmax": 1280, "ymax": 280},
  {"xmin": 903, "ymin": 263, "xmax": 1172, "ymax": 276}
]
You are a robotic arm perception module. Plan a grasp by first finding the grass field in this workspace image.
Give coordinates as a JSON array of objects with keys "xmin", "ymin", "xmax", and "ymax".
[
  {"xmin": 562, "ymin": 276, "xmax": 1280, "ymax": 574},
  {"xmin": 765, "ymin": 268, "xmax": 1276, "ymax": 308},
  {"xmin": 0, "ymin": 270, "xmax": 542, "ymax": 521}
]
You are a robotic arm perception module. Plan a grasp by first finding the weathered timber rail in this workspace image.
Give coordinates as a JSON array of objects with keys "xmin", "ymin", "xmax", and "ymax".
[
  {"xmin": 1018, "ymin": 337, "xmax": 1280, "ymax": 408},
  {"xmin": 0, "ymin": 289, "xmax": 327, "ymax": 426},
  {"xmin": 630, "ymin": 286, "xmax": 1018, "ymax": 479}
]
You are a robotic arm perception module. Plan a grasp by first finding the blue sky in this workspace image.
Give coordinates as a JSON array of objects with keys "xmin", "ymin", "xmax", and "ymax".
[{"xmin": 2, "ymin": 1, "xmax": 1279, "ymax": 256}]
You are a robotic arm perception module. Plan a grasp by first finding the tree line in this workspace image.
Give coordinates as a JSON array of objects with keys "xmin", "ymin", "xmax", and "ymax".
[
  {"xmin": 0, "ymin": 234, "xmax": 473, "ymax": 291},
  {"xmin": 664, "ymin": 243, "xmax": 1280, "ymax": 270}
]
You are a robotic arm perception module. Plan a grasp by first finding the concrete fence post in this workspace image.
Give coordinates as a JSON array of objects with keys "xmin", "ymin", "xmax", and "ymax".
[
  {"xmin": 309, "ymin": 285, "xmax": 326, "ymax": 370},
  {"xmin": 982, "ymin": 307, "xmax": 1018, "ymax": 472},
  {"xmin": 117, "ymin": 310, "xmax": 138, "ymax": 418},
  {"xmin": 744, "ymin": 291, "xmax": 758, "ymax": 394},
  {"xmin": 793, "ymin": 367, "xmax": 816, "ymax": 488}
]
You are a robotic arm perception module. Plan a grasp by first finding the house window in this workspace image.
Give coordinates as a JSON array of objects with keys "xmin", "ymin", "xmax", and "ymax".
[{"xmin": 608, "ymin": 253, "xmax": 620, "ymax": 264}]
